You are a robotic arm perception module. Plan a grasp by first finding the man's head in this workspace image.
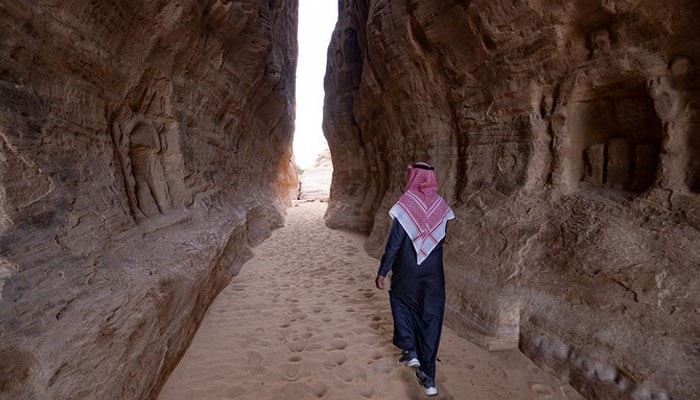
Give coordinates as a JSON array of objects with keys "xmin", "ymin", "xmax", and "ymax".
[{"xmin": 406, "ymin": 162, "xmax": 438, "ymax": 195}]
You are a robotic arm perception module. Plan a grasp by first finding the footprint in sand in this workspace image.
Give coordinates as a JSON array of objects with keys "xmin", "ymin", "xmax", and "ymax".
[
  {"xmin": 559, "ymin": 385, "xmax": 580, "ymax": 399},
  {"xmin": 289, "ymin": 313, "xmax": 307, "ymax": 322},
  {"xmin": 245, "ymin": 350, "xmax": 262, "ymax": 365},
  {"xmin": 308, "ymin": 380, "xmax": 329, "ymax": 398},
  {"xmin": 359, "ymin": 386, "xmax": 374, "ymax": 398},
  {"xmin": 488, "ymin": 362, "xmax": 509, "ymax": 379},
  {"xmin": 321, "ymin": 360, "xmax": 336, "ymax": 370},
  {"xmin": 288, "ymin": 340, "xmax": 307, "ymax": 352},
  {"xmin": 372, "ymin": 363, "xmax": 393, "ymax": 374},
  {"xmin": 288, "ymin": 355, "xmax": 303, "ymax": 363},
  {"xmin": 306, "ymin": 343, "xmax": 322, "ymax": 351},
  {"xmin": 277, "ymin": 330, "xmax": 290, "ymax": 342},
  {"xmin": 335, "ymin": 366, "xmax": 355, "ymax": 382},
  {"xmin": 331, "ymin": 338, "xmax": 348, "ymax": 350},
  {"xmin": 311, "ymin": 305, "xmax": 324, "ymax": 313},
  {"xmin": 284, "ymin": 364, "xmax": 300, "ymax": 382},
  {"xmin": 361, "ymin": 334, "xmax": 379, "ymax": 345},
  {"xmin": 530, "ymin": 383, "xmax": 553, "ymax": 398},
  {"xmin": 528, "ymin": 365, "xmax": 544, "ymax": 375},
  {"xmin": 329, "ymin": 351, "xmax": 347, "ymax": 366},
  {"xmin": 354, "ymin": 371, "xmax": 375, "ymax": 398},
  {"xmin": 322, "ymin": 316, "xmax": 332, "ymax": 323},
  {"xmin": 245, "ymin": 351, "xmax": 266, "ymax": 376}
]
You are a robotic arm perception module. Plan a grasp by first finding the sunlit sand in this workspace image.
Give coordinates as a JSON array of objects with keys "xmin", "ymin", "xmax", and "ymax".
[{"xmin": 160, "ymin": 202, "xmax": 583, "ymax": 400}]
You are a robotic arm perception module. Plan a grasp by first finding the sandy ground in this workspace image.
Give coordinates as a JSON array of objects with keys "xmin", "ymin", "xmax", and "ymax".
[{"xmin": 159, "ymin": 202, "xmax": 584, "ymax": 400}]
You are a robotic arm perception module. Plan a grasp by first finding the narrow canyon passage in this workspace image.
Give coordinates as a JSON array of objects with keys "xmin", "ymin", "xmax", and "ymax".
[
  {"xmin": 159, "ymin": 202, "xmax": 583, "ymax": 400},
  {"xmin": 2, "ymin": 2, "xmax": 697, "ymax": 399}
]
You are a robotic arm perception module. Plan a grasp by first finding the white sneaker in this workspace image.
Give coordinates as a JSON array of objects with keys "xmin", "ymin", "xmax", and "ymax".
[
  {"xmin": 398, "ymin": 351, "xmax": 421, "ymax": 368},
  {"xmin": 416, "ymin": 369, "xmax": 437, "ymax": 396}
]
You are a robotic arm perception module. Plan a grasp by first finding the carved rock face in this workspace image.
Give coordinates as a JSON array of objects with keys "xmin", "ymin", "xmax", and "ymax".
[
  {"xmin": 324, "ymin": 1, "xmax": 699, "ymax": 399},
  {"xmin": 0, "ymin": 1, "xmax": 297, "ymax": 399}
]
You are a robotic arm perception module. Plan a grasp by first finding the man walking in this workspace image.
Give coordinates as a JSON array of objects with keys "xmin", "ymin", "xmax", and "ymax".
[{"xmin": 375, "ymin": 162, "xmax": 455, "ymax": 397}]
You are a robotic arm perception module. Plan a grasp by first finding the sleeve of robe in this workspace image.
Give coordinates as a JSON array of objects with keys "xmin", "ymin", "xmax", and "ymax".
[{"xmin": 377, "ymin": 219, "xmax": 405, "ymax": 277}]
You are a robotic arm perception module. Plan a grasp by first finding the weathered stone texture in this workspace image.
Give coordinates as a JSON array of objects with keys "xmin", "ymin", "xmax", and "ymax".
[
  {"xmin": 0, "ymin": 1, "xmax": 297, "ymax": 399},
  {"xmin": 324, "ymin": 0, "xmax": 699, "ymax": 399}
]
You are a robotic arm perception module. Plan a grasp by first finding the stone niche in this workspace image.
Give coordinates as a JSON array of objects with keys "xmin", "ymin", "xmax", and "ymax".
[{"xmin": 566, "ymin": 80, "xmax": 663, "ymax": 194}]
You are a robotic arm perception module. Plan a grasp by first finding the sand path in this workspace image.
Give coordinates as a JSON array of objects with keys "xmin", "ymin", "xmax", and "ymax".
[{"xmin": 160, "ymin": 202, "xmax": 584, "ymax": 400}]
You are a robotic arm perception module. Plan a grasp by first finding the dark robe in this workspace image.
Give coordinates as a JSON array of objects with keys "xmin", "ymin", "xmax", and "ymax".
[{"xmin": 377, "ymin": 219, "xmax": 446, "ymax": 382}]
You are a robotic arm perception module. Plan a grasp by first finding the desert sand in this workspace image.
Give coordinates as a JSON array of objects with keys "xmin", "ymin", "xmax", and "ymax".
[{"xmin": 159, "ymin": 202, "xmax": 584, "ymax": 400}]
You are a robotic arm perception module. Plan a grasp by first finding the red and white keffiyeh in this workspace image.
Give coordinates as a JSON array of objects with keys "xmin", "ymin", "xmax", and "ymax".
[{"xmin": 389, "ymin": 163, "xmax": 455, "ymax": 265}]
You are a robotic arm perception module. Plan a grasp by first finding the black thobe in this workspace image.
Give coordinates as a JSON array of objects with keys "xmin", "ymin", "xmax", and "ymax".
[{"xmin": 377, "ymin": 219, "xmax": 446, "ymax": 382}]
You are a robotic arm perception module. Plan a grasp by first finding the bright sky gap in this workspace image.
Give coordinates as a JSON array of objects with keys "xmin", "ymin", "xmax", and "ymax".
[{"xmin": 293, "ymin": 1, "xmax": 338, "ymax": 169}]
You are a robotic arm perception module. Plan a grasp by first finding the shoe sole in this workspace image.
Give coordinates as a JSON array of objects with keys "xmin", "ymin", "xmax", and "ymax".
[
  {"xmin": 424, "ymin": 387, "xmax": 438, "ymax": 396},
  {"xmin": 398, "ymin": 358, "xmax": 421, "ymax": 368}
]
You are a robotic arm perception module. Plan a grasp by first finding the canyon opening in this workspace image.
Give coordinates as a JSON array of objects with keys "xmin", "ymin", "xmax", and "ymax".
[{"xmin": 0, "ymin": 1, "xmax": 698, "ymax": 400}]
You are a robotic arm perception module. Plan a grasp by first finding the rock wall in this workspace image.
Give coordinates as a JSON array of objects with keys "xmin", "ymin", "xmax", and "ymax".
[
  {"xmin": 324, "ymin": 1, "xmax": 699, "ymax": 399},
  {"xmin": 0, "ymin": 1, "xmax": 297, "ymax": 399}
]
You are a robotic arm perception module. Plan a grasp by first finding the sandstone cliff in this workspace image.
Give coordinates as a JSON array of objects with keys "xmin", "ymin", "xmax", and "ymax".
[
  {"xmin": 0, "ymin": 1, "xmax": 297, "ymax": 399},
  {"xmin": 324, "ymin": 1, "xmax": 699, "ymax": 399}
]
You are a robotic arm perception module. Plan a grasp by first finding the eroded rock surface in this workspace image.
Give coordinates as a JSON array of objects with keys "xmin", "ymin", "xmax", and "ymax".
[
  {"xmin": 0, "ymin": 1, "xmax": 297, "ymax": 399},
  {"xmin": 324, "ymin": 1, "xmax": 699, "ymax": 399}
]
